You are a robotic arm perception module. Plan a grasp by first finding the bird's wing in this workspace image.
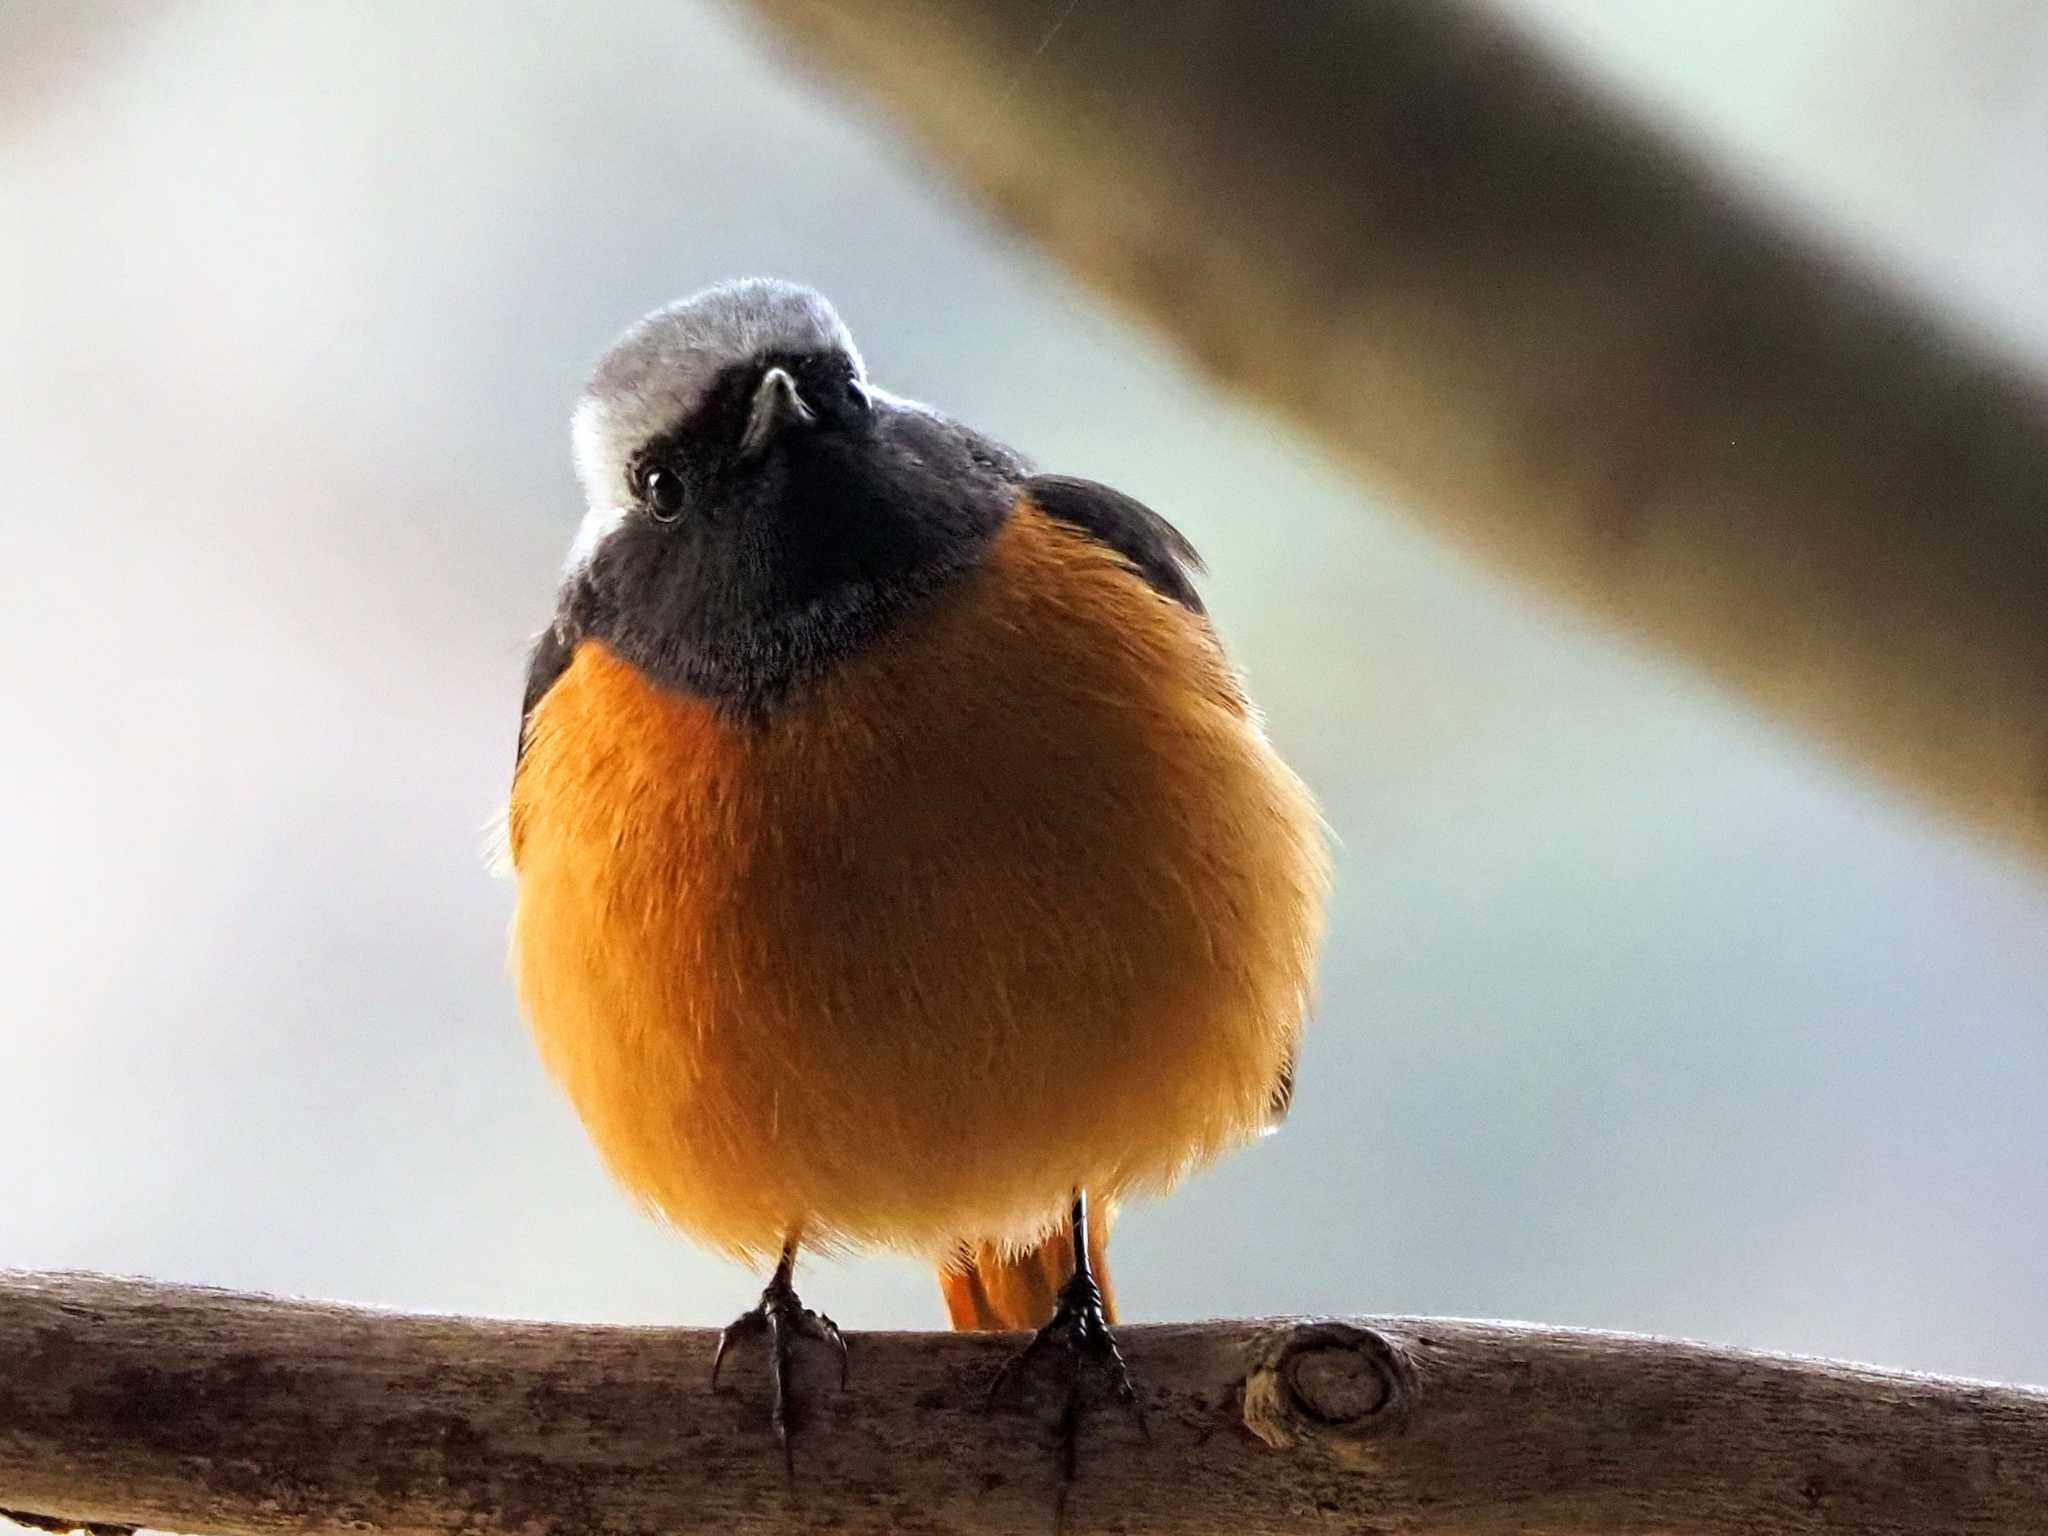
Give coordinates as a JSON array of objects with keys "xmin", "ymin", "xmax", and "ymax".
[
  {"xmin": 515, "ymin": 619, "xmax": 576, "ymax": 775},
  {"xmin": 1022, "ymin": 474, "xmax": 1207, "ymax": 616},
  {"xmin": 1024, "ymin": 474, "xmax": 1300, "ymax": 1126}
]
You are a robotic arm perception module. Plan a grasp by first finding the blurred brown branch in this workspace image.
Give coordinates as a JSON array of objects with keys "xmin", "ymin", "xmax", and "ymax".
[
  {"xmin": 745, "ymin": 0, "xmax": 2048, "ymax": 862},
  {"xmin": 5, "ymin": 1271, "xmax": 2048, "ymax": 1535}
]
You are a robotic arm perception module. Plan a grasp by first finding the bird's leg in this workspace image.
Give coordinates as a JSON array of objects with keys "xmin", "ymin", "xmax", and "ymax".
[
  {"xmin": 709, "ymin": 1238, "xmax": 848, "ymax": 1474},
  {"xmin": 987, "ymin": 1191, "xmax": 1148, "ymax": 1525}
]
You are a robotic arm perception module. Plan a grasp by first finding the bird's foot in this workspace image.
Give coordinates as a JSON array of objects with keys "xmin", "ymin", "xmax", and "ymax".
[
  {"xmin": 987, "ymin": 1269, "xmax": 1149, "ymax": 1526},
  {"xmin": 709, "ymin": 1271, "xmax": 848, "ymax": 1474}
]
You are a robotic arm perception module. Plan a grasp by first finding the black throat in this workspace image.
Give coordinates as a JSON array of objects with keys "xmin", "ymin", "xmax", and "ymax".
[{"xmin": 555, "ymin": 360, "xmax": 1025, "ymax": 721}]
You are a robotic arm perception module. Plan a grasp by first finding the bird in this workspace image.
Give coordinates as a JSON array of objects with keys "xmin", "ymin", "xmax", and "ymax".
[{"xmin": 505, "ymin": 277, "xmax": 1330, "ymax": 1480}]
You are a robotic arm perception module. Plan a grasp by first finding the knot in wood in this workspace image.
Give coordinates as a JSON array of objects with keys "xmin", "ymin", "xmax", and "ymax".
[
  {"xmin": 1287, "ymin": 1340, "xmax": 1386, "ymax": 1423},
  {"xmin": 1242, "ymin": 1322, "xmax": 1408, "ymax": 1450}
]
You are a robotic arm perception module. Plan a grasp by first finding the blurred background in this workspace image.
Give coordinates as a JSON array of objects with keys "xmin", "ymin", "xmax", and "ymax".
[{"xmin": 5, "ymin": 0, "xmax": 2047, "ymax": 1401}]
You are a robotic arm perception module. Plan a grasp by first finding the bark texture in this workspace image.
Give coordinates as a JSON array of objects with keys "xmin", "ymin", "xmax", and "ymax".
[
  {"xmin": 744, "ymin": 0, "xmax": 2048, "ymax": 861},
  {"xmin": 4, "ymin": 1271, "xmax": 2047, "ymax": 1534}
]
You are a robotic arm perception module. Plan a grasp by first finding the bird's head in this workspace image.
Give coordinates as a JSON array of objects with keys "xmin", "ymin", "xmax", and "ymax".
[{"xmin": 557, "ymin": 279, "xmax": 1021, "ymax": 715}]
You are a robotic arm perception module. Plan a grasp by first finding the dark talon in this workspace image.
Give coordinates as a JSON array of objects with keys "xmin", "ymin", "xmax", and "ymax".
[
  {"xmin": 708, "ymin": 1243, "xmax": 847, "ymax": 1476},
  {"xmin": 988, "ymin": 1270, "xmax": 1148, "ymax": 1430},
  {"xmin": 986, "ymin": 1194, "xmax": 1149, "ymax": 1528},
  {"xmin": 816, "ymin": 1312, "xmax": 851, "ymax": 1388}
]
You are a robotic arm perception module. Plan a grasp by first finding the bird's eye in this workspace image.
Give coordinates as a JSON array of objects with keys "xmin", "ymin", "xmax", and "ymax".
[{"xmin": 642, "ymin": 466, "xmax": 683, "ymax": 523}]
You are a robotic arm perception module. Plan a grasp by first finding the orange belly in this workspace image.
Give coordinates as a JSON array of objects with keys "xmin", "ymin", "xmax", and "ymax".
[{"xmin": 508, "ymin": 505, "xmax": 1328, "ymax": 1262}]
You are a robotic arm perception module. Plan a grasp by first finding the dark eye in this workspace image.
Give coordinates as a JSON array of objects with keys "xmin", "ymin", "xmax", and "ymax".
[{"xmin": 642, "ymin": 466, "xmax": 683, "ymax": 522}]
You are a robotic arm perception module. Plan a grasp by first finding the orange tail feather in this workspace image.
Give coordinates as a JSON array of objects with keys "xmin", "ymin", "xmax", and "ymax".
[{"xmin": 939, "ymin": 1213, "xmax": 1116, "ymax": 1330}]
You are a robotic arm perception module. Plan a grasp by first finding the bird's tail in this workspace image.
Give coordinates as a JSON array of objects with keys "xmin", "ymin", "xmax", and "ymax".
[{"xmin": 939, "ymin": 1210, "xmax": 1116, "ymax": 1330}]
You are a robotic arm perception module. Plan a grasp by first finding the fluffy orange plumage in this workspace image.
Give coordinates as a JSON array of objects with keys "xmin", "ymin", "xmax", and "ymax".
[{"xmin": 509, "ymin": 501, "xmax": 1328, "ymax": 1265}]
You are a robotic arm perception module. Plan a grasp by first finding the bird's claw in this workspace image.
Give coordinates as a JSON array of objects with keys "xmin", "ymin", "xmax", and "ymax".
[
  {"xmin": 987, "ymin": 1269, "xmax": 1148, "ymax": 1529},
  {"xmin": 709, "ymin": 1272, "xmax": 848, "ymax": 1475}
]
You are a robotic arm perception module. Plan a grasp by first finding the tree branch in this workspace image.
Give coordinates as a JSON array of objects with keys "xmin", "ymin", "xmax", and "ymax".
[
  {"xmin": 742, "ymin": 0, "xmax": 2048, "ymax": 862},
  {"xmin": 4, "ymin": 1272, "xmax": 2046, "ymax": 1534}
]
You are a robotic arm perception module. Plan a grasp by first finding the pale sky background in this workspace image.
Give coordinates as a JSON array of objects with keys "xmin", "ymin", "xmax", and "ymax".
[{"xmin": 5, "ymin": 0, "xmax": 2047, "ymax": 1413}]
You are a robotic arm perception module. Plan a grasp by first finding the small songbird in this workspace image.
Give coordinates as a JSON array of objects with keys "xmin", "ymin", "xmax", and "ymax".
[{"xmin": 506, "ymin": 278, "xmax": 1329, "ymax": 1471}]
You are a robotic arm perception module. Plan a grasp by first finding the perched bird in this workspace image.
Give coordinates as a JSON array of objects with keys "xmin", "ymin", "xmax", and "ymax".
[{"xmin": 507, "ymin": 278, "xmax": 1329, "ymax": 1470}]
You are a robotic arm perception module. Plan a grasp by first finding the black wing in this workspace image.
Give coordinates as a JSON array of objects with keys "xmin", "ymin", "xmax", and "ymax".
[
  {"xmin": 1023, "ymin": 474, "xmax": 1206, "ymax": 615},
  {"xmin": 515, "ymin": 619, "xmax": 576, "ymax": 775}
]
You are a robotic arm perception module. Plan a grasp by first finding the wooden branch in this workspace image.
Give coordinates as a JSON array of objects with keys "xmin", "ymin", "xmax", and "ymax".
[
  {"xmin": 5, "ymin": 1272, "xmax": 2047, "ymax": 1534},
  {"xmin": 742, "ymin": 0, "xmax": 2048, "ymax": 862}
]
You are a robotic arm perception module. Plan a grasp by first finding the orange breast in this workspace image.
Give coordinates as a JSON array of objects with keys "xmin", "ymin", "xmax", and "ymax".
[{"xmin": 508, "ymin": 505, "xmax": 1328, "ymax": 1262}]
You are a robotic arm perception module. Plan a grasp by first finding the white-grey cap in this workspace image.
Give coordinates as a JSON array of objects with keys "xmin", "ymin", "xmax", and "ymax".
[
  {"xmin": 565, "ymin": 278, "xmax": 864, "ymax": 570},
  {"xmin": 572, "ymin": 280, "xmax": 861, "ymax": 499}
]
